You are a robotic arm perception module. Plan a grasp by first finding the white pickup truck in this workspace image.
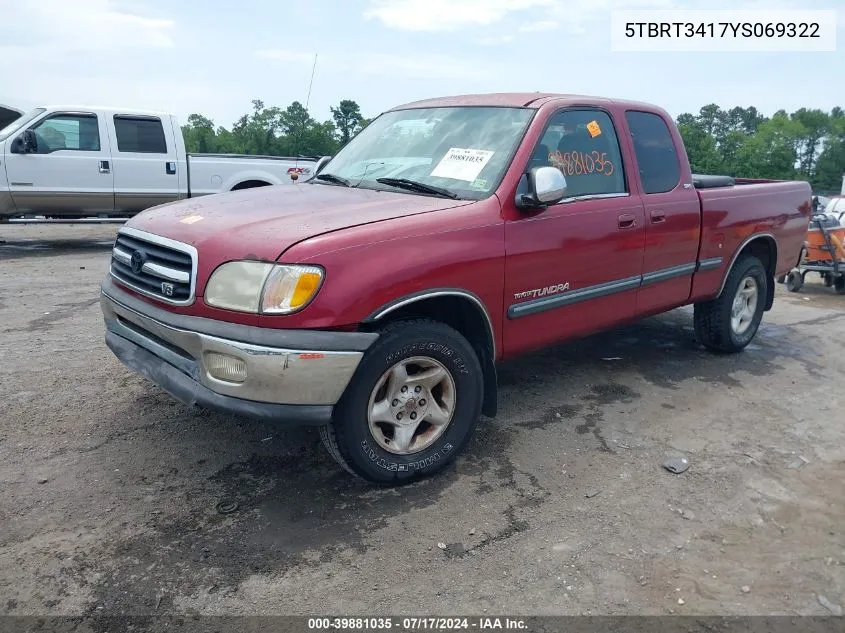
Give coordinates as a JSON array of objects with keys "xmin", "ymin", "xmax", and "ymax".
[{"xmin": 0, "ymin": 105, "xmax": 329, "ymax": 221}]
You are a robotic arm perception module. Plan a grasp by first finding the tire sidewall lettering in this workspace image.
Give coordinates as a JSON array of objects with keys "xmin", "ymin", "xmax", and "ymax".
[
  {"xmin": 384, "ymin": 341, "xmax": 469, "ymax": 375},
  {"xmin": 360, "ymin": 438, "xmax": 455, "ymax": 472}
]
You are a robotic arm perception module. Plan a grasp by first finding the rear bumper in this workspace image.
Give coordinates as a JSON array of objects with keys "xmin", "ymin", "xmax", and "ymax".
[{"xmin": 100, "ymin": 279, "xmax": 379, "ymax": 425}]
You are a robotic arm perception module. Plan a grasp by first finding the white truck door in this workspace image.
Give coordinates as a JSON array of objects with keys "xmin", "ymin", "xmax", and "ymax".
[
  {"xmin": 108, "ymin": 114, "xmax": 180, "ymax": 213},
  {"xmin": 4, "ymin": 111, "xmax": 115, "ymax": 215}
]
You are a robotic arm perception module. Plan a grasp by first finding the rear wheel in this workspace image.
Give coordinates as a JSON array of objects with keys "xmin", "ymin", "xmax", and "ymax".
[
  {"xmin": 320, "ymin": 319, "xmax": 483, "ymax": 484},
  {"xmin": 694, "ymin": 254, "xmax": 767, "ymax": 353}
]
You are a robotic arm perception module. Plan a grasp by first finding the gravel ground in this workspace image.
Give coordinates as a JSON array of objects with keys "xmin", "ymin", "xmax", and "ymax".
[{"xmin": 1, "ymin": 223, "xmax": 844, "ymax": 619}]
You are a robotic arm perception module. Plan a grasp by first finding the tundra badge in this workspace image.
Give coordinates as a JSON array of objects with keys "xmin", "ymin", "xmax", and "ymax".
[{"xmin": 514, "ymin": 283, "xmax": 570, "ymax": 300}]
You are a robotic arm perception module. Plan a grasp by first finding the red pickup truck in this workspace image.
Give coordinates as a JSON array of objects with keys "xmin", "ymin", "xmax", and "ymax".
[{"xmin": 100, "ymin": 92, "xmax": 811, "ymax": 483}]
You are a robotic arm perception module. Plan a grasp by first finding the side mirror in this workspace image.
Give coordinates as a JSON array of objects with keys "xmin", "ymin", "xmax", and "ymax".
[
  {"xmin": 517, "ymin": 166, "xmax": 567, "ymax": 209},
  {"xmin": 21, "ymin": 129, "xmax": 38, "ymax": 153}
]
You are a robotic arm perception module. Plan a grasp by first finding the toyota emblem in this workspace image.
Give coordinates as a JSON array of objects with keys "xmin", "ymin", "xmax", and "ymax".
[{"xmin": 130, "ymin": 250, "xmax": 145, "ymax": 274}]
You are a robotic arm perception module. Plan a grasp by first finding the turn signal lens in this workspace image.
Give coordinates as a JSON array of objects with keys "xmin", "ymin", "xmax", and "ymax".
[{"xmin": 261, "ymin": 265, "xmax": 324, "ymax": 314}]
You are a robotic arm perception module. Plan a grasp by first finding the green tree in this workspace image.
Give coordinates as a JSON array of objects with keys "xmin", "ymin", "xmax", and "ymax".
[
  {"xmin": 696, "ymin": 104, "xmax": 723, "ymax": 136},
  {"xmin": 813, "ymin": 116, "xmax": 845, "ymax": 192},
  {"xmin": 790, "ymin": 108, "xmax": 830, "ymax": 177},
  {"xmin": 330, "ymin": 99, "xmax": 365, "ymax": 146},
  {"xmin": 678, "ymin": 121, "xmax": 724, "ymax": 174},
  {"xmin": 181, "ymin": 114, "xmax": 217, "ymax": 153},
  {"xmin": 231, "ymin": 100, "xmax": 287, "ymax": 155},
  {"xmin": 735, "ymin": 114, "xmax": 803, "ymax": 180}
]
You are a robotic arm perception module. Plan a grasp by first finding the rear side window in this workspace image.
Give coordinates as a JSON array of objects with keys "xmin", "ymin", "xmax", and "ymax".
[
  {"xmin": 114, "ymin": 116, "xmax": 167, "ymax": 153},
  {"xmin": 625, "ymin": 111, "xmax": 680, "ymax": 194}
]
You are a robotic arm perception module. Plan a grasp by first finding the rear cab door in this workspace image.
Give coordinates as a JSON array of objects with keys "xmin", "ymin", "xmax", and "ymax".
[
  {"xmin": 502, "ymin": 102, "xmax": 646, "ymax": 356},
  {"xmin": 4, "ymin": 109, "xmax": 114, "ymax": 215},
  {"xmin": 107, "ymin": 112, "xmax": 181, "ymax": 213},
  {"xmin": 622, "ymin": 108, "xmax": 702, "ymax": 314}
]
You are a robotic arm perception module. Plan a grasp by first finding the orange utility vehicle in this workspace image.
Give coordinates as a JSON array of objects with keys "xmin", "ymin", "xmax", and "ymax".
[{"xmin": 785, "ymin": 211, "xmax": 845, "ymax": 294}]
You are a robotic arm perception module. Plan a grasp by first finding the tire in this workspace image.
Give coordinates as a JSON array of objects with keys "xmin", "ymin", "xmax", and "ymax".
[
  {"xmin": 694, "ymin": 254, "xmax": 768, "ymax": 353},
  {"xmin": 835, "ymin": 276, "xmax": 845, "ymax": 295},
  {"xmin": 319, "ymin": 318, "xmax": 484, "ymax": 484},
  {"xmin": 786, "ymin": 270, "xmax": 803, "ymax": 292}
]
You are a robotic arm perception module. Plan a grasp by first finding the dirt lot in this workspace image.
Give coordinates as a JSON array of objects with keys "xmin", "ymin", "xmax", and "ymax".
[{"xmin": 1, "ymin": 223, "xmax": 844, "ymax": 618}]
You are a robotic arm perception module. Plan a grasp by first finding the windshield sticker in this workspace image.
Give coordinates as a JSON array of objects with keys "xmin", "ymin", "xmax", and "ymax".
[
  {"xmin": 549, "ymin": 150, "xmax": 615, "ymax": 177},
  {"xmin": 430, "ymin": 148, "xmax": 494, "ymax": 182},
  {"xmin": 470, "ymin": 178, "xmax": 488, "ymax": 190},
  {"xmin": 587, "ymin": 120, "xmax": 602, "ymax": 138},
  {"xmin": 179, "ymin": 214, "xmax": 204, "ymax": 224}
]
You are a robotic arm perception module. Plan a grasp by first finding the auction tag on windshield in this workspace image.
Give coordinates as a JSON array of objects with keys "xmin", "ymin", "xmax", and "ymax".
[
  {"xmin": 430, "ymin": 148, "xmax": 494, "ymax": 182},
  {"xmin": 179, "ymin": 214, "xmax": 204, "ymax": 224},
  {"xmin": 586, "ymin": 120, "xmax": 602, "ymax": 138}
]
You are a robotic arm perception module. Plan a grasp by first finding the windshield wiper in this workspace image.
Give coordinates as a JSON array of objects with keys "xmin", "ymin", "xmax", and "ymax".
[
  {"xmin": 375, "ymin": 177, "xmax": 458, "ymax": 199},
  {"xmin": 314, "ymin": 173, "xmax": 352, "ymax": 187}
]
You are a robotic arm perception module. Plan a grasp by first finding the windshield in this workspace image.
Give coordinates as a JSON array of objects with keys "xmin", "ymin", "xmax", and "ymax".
[
  {"xmin": 0, "ymin": 108, "xmax": 46, "ymax": 142},
  {"xmin": 316, "ymin": 106, "xmax": 535, "ymax": 199}
]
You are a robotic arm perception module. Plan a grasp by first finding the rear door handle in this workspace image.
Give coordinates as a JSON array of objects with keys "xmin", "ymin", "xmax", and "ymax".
[
  {"xmin": 98, "ymin": 160, "xmax": 110, "ymax": 174},
  {"xmin": 618, "ymin": 213, "xmax": 637, "ymax": 229},
  {"xmin": 650, "ymin": 210, "xmax": 666, "ymax": 223},
  {"xmin": 166, "ymin": 161, "xmax": 176, "ymax": 175}
]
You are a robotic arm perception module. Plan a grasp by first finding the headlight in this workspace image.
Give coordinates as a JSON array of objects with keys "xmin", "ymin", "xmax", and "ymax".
[{"xmin": 205, "ymin": 261, "xmax": 323, "ymax": 314}]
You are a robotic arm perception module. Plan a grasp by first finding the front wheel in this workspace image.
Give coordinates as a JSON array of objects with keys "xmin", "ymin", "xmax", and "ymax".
[
  {"xmin": 694, "ymin": 254, "xmax": 768, "ymax": 353},
  {"xmin": 320, "ymin": 319, "xmax": 484, "ymax": 484}
]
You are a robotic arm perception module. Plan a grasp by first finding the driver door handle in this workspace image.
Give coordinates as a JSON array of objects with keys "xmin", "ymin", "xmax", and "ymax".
[
  {"xmin": 618, "ymin": 213, "xmax": 637, "ymax": 229},
  {"xmin": 99, "ymin": 160, "xmax": 110, "ymax": 174}
]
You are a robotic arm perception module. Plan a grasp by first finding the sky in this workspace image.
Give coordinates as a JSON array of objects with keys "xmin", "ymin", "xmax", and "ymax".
[{"xmin": 0, "ymin": 0, "xmax": 842, "ymax": 128}]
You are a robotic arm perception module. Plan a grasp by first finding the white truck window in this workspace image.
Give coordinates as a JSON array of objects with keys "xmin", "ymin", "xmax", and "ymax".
[
  {"xmin": 114, "ymin": 116, "xmax": 168, "ymax": 154},
  {"xmin": 32, "ymin": 114, "xmax": 101, "ymax": 154}
]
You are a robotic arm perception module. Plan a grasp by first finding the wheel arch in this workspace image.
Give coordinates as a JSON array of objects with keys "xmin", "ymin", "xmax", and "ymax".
[
  {"xmin": 717, "ymin": 233, "xmax": 778, "ymax": 311},
  {"xmin": 362, "ymin": 289, "xmax": 499, "ymax": 418},
  {"xmin": 230, "ymin": 179, "xmax": 272, "ymax": 191}
]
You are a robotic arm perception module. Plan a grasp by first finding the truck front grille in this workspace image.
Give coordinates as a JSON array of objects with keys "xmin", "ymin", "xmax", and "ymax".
[{"xmin": 110, "ymin": 228, "xmax": 197, "ymax": 305}]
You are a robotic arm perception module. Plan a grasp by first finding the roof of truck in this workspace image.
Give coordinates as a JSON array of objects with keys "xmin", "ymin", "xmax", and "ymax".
[
  {"xmin": 39, "ymin": 105, "xmax": 173, "ymax": 117},
  {"xmin": 388, "ymin": 92, "xmax": 662, "ymax": 112}
]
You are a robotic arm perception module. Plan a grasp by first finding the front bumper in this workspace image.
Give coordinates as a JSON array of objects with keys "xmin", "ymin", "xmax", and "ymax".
[{"xmin": 100, "ymin": 278, "xmax": 379, "ymax": 425}]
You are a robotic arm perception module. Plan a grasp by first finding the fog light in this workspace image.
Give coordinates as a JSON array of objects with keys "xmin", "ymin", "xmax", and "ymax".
[{"xmin": 205, "ymin": 352, "xmax": 247, "ymax": 384}]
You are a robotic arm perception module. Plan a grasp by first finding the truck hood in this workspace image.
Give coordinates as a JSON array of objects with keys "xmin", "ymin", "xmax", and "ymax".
[{"xmin": 127, "ymin": 183, "xmax": 475, "ymax": 262}]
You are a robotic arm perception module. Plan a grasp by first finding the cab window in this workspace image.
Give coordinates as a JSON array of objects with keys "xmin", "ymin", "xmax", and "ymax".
[
  {"xmin": 31, "ymin": 114, "xmax": 101, "ymax": 154},
  {"xmin": 625, "ymin": 110, "xmax": 681, "ymax": 194},
  {"xmin": 114, "ymin": 116, "xmax": 168, "ymax": 154},
  {"xmin": 527, "ymin": 109, "xmax": 626, "ymax": 199}
]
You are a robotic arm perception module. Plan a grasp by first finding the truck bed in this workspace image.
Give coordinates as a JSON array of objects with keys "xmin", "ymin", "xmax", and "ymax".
[
  {"xmin": 691, "ymin": 174, "xmax": 801, "ymax": 189},
  {"xmin": 185, "ymin": 154, "xmax": 321, "ymax": 197},
  {"xmin": 691, "ymin": 178, "xmax": 812, "ymax": 300}
]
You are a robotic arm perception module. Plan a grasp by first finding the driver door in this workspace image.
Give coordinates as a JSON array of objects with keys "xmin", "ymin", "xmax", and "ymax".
[
  {"xmin": 502, "ymin": 107, "xmax": 646, "ymax": 356},
  {"xmin": 4, "ymin": 111, "xmax": 114, "ymax": 215}
]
